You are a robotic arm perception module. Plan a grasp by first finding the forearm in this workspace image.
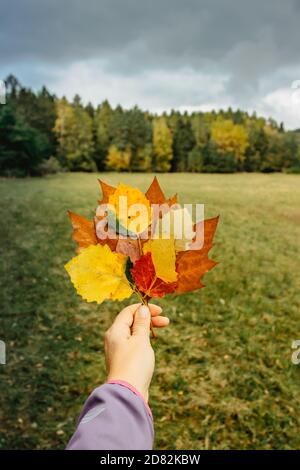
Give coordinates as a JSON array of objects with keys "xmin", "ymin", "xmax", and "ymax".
[{"xmin": 66, "ymin": 382, "xmax": 154, "ymax": 450}]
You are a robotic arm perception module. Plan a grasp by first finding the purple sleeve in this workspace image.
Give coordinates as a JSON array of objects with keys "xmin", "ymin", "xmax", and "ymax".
[{"xmin": 66, "ymin": 381, "xmax": 154, "ymax": 450}]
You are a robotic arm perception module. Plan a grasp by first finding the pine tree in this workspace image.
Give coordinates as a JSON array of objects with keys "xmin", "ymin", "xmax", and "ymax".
[
  {"xmin": 94, "ymin": 100, "xmax": 113, "ymax": 170},
  {"xmin": 172, "ymin": 118, "xmax": 196, "ymax": 171},
  {"xmin": 0, "ymin": 105, "xmax": 45, "ymax": 176}
]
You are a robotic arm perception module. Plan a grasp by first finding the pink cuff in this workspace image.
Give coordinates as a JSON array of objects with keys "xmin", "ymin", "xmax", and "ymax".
[{"xmin": 106, "ymin": 379, "xmax": 153, "ymax": 420}]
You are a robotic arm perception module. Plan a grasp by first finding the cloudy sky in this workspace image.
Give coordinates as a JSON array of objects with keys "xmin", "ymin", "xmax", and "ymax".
[{"xmin": 1, "ymin": 0, "xmax": 300, "ymax": 128}]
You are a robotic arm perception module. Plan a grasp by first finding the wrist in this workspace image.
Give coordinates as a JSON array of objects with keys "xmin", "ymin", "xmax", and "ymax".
[
  {"xmin": 106, "ymin": 379, "xmax": 152, "ymax": 418},
  {"xmin": 107, "ymin": 374, "xmax": 149, "ymax": 402}
]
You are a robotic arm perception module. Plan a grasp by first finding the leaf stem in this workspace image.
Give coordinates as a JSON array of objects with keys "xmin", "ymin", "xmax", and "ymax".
[
  {"xmin": 133, "ymin": 288, "xmax": 156, "ymax": 339},
  {"xmin": 137, "ymin": 235, "xmax": 143, "ymax": 257},
  {"xmin": 142, "ymin": 295, "xmax": 156, "ymax": 339}
]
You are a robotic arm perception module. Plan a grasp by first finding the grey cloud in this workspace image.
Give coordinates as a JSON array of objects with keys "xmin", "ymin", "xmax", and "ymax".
[
  {"xmin": 2, "ymin": 0, "xmax": 300, "ymax": 76},
  {"xmin": 1, "ymin": 0, "xmax": 300, "ymax": 127}
]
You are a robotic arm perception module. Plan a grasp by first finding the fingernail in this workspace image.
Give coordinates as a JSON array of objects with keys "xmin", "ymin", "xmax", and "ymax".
[{"xmin": 139, "ymin": 305, "xmax": 149, "ymax": 318}]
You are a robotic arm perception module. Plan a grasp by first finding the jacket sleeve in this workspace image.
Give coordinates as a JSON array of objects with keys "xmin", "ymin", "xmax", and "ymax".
[{"xmin": 66, "ymin": 380, "xmax": 154, "ymax": 450}]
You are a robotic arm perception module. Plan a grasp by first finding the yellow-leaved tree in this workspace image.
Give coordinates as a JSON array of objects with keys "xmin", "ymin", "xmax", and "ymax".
[
  {"xmin": 211, "ymin": 118, "xmax": 249, "ymax": 164},
  {"xmin": 152, "ymin": 117, "xmax": 173, "ymax": 172},
  {"xmin": 54, "ymin": 96, "xmax": 96, "ymax": 171},
  {"xmin": 105, "ymin": 145, "xmax": 131, "ymax": 171}
]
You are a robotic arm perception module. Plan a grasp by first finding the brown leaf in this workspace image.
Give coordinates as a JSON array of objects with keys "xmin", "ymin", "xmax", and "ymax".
[
  {"xmin": 68, "ymin": 211, "xmax": 98, "ymax": 251},
  {"xmin": 175, "ymin": 216, "xmax": 219, "ymax": 293},
  {"xmin": 115, "ymin": 238, "xmax": 141, "ymax": 263}
]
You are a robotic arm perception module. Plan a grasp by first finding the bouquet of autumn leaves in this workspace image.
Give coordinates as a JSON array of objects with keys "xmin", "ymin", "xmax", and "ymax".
[{"xmin": 65, "ymin": 177, "xmax": 219, "ymax": 329}]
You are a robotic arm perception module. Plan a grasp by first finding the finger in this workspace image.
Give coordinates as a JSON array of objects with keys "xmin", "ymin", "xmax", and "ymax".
[
  {"xmin": 148, "ymin": 304, "xmax": 163, "ymax": 317},
  {"xmin": 113, "ymin": 303, "xmax": 162, "ymax": 327},
  {"xmin": 112, "ymin": 303, "xmax": 141, "ymax": 334},
  {"xmin": 131, "ymin": 305, "xmax": 151, "ymax": 338},
  {"xmin": 111, "ymin": 303, "xmax": 163, "ymax": 336},
  {"xmin": 151, "ymin": 315, "xmax": 170, "ymax": 328}
]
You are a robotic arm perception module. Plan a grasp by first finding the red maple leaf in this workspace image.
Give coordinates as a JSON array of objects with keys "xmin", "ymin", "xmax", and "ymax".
[{"xmin": 131, "ymin": 252, "xmax": 177, "ymax": 298}]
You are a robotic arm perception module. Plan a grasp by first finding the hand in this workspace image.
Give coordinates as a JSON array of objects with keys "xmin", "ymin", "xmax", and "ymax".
[{"xmin": 105, "ymin": 303, "xmax": 169, "ymax": 402}]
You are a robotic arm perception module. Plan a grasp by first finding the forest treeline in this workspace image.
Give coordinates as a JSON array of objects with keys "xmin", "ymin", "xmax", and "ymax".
[{"xmin": 1, "ymin": 74, "xmax": 300, "ymax": 176}]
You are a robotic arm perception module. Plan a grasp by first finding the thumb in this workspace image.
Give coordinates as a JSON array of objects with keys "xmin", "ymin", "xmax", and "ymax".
[{"xmin": 132, "ymin": 305, "xmax": 151, "ymax": 337}]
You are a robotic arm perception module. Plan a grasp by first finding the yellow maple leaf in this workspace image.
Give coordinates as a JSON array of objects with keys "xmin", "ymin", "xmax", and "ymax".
[
  {"xmin": 64, "ymin": 244, "xmax": 133, "ymax": 304},
  {"xmin": 108, "ymin": 183, "xmax": 152, "ymax": 235},
  {"xmin": 143, "ymin": 238, "xmax": 177, "ymax": 283}
]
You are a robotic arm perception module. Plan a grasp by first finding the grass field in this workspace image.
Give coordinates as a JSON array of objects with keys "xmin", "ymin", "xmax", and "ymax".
[{"xmin": 0, "ymin": 172, "xmax": 300, "ymax": 450}]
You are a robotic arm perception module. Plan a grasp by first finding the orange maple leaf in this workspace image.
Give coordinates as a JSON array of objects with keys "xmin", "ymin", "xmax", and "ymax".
[
  {"xmin": 68, "ymin": 211, "xmax": 98, "ymax": 252},
  {"xmin": 68, "ymin": 210, "xmax": 118, "ymax": 253},
  {"xmin": 145, "ymin": 176, "xmax": 177, "ymax": 207},
  {"xmin": 97, "ymin": 179, "xmax": 116, "ymax": 204},
  {"xmin": 175, "ymin": 216, "xmax": 219, "ymax": 294}
]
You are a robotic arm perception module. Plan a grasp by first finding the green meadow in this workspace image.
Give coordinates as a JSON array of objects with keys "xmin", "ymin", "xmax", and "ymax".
[{"xmin": 0, "ymin": 172, "xmax": 300, "ymax": 449}]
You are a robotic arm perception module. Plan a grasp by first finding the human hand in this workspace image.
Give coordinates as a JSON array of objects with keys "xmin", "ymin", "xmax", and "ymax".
[{"xmin": 105, "ymin": 303, "xmax": 169, "ymax": 402}]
